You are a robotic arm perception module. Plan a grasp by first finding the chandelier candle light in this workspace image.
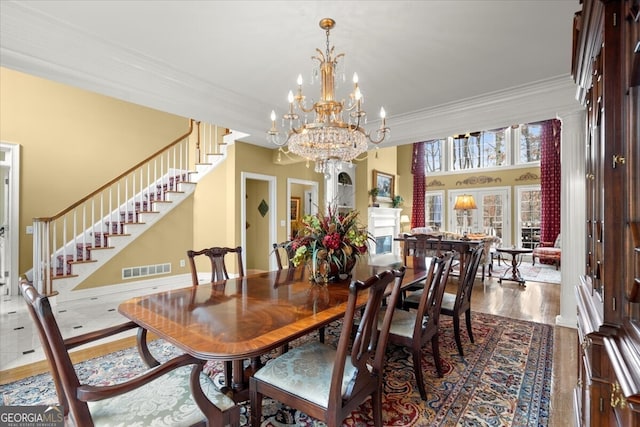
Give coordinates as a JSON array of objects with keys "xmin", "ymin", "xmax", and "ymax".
[{"xmin": 268, "ymin": 18, "xmax": 390, "ymax": 173}]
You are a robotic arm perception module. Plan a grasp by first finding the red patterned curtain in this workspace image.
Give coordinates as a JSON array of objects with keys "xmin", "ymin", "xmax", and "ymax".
[
  {"xmin": 411, "ymin": 142, "xmax": 426, "ymax": 229},
  {"xmin": 540, "ymin": 118, "xmax": 561, "ymax": 244}
]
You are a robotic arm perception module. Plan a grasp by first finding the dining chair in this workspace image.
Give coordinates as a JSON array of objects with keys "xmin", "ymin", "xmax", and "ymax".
[
  {"xmin": 273, "ymin": 240, "xmax": 329, "ymax": 344},
  {"xmin": 187, "ymin": 246, "xmax": 244, "ymax": 285},
  {"xmin": 383, "ymin": 251, "xmax": 454, "ymax": 400},
  {"xmin": 272, "ymin": 241, "xmax": 295, "ymax": 270},
  {"xmin": 440, "ymin": 243, "xmax": 484, "ymax": 356},
  {"xmin": 20, "ymin": 279, "xmax": 239, "ymax": 427},
  {"xmin": 399, "ymin": 232, "xmax": 443, "ymax": 309},
  {"xmin": 402, "ymin": 232, "xmax": 443, "ymax": 260},
  {"xmin": 187, "ymin": 245, "xmax": 247, "ymax": 392},
  {"xmin": 249, "ymin": 267, "xmax": 406, "ymax": 427}
]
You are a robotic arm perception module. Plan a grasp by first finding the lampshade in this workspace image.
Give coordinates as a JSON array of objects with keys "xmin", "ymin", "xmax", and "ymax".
[
  {"xmin": 454, "ymin": 194, "xmax": 477, "ymax": 210},
  {"xmin": 400, "ymin": 215, "xmax": 410, "ymax": 224}
]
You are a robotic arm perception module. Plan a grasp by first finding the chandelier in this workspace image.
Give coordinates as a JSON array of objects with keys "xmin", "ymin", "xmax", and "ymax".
[{"xmin": 267, "ymin": 18, "xmax": 390, "ymax": 173}]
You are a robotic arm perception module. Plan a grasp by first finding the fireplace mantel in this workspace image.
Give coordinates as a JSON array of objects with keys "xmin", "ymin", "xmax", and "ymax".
[{"xmin": 368, "ymin": 208, "xmax": 401, "ymax": 256}]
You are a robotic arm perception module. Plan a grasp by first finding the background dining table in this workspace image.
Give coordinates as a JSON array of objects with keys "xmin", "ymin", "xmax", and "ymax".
[{"xmin": 118, "ymin": 254, "xmax": 430, "ymax": 401}]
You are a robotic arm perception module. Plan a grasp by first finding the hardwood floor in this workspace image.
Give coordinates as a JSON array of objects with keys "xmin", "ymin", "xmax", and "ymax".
[{"xmin": 4, "ymin": 275, "xmax": 576, "ymax": 426}]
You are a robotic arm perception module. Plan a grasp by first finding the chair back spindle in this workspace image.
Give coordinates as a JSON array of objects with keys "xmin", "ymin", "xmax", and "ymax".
[
  {"xmin": 250, "ymin": 267, "xmax": 406, "ymax": 426},
  {"xmin": 187, "ymin": 246, "xmax": 244, "ymax": 285},
  {"xmin": 441, "ymin": 243, "xmax": 484, "ymax": 356},
  {"xmin": 20, "ymin": 279, "xmax": 240, "ymax": 426}
]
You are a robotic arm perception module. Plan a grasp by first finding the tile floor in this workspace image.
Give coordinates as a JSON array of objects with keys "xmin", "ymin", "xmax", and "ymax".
[{"xmin": 0, "ymin": 280, "xmax": 189, "ymax": 372}]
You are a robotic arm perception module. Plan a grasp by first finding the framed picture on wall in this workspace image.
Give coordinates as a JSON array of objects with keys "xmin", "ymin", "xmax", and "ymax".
[
  {"xmin": 373, "ymin": 170, "xmax": 395, "ymax": 202},
  {"xmin": 290, "ymin": 197, "xmax": 301, "ymax": 221}
]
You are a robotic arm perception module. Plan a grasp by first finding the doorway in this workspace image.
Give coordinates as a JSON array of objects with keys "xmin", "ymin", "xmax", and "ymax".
[
  {"xmin": 241, "ymin": 172, "xmax": 277, "ymax": 272},
  {"xmin": 287, "ymin": 178, "xmax": 319, "ymax": 240},
  {"xmin": 0, "ymin": 143, "xmax": 19, "ymax": 296},
  {"xmin": 448, "ymin": 187, "xmax": 511, "ymax": 245}
]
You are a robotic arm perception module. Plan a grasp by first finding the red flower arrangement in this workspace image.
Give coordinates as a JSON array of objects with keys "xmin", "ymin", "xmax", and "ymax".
[{"xmin": 288, "ymin": 206, "xmax": 372, "ymax": 281}]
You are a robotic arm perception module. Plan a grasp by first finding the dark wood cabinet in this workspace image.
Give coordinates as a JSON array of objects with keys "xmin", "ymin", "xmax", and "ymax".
[{"xmin": 572, "ymin": 0, "xmax": 640, "ymax": 425}]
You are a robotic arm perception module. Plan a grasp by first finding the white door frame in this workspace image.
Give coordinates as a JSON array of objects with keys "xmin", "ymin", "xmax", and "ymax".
[
  {"xmin": 515, "ymin": 184, "xmax": 542, "ymax": 248},
  {"xmin": 287, "ymin": 178, "xmax": 319, "ymax": 239},
  {"xmin": 448, "ymin": 187, "xmax": 511, "ymax": 245},
  {"xmin": 0, "ymin": 142, "xmax": 19, "ymax": 295},
  {"xmin": 241, "ymin": 172, "xmax": 277, "ymax": 271}
]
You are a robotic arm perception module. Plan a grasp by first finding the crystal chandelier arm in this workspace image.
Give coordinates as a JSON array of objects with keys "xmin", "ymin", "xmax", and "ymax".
[
  {"xmin": 360, "ymin": 108, "xmax": 389, "ymax": 144},
  {"xmin": 266, "ymin": 18, "xmax": 390, "ymax": 172},
  {"xmin": 293, "ymin": 74, "xmax": 315, "ymax": 114},
  {"xmin": 366, "ymin": 126, "xmax": 390, "ymax": 145}
]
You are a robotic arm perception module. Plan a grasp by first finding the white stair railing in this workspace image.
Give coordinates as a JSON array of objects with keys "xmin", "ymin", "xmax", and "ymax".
[{"xmin": 31, "ymin": 119, "xmax": 229, "ymax": 296}]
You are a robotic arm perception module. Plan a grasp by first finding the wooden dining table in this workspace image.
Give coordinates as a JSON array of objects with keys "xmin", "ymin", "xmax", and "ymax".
[
  {"xmin": 118, "ymin": 254, "xmax": 430, "ymax": 402},
  {"xmin": 395, "ymin": 234, "xmax": 482, "ymax": 280}
]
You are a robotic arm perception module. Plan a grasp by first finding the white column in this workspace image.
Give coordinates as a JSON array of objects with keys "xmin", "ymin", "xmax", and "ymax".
[
  {"xmin": 556, "ymin": 109, "xmax": 586, "ymax": 329},
  {"xmin": 324, "ymin": 161, "xmax": 338, "ymax": 212}
]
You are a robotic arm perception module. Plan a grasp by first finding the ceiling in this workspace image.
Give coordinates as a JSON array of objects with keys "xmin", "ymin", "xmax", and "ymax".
[{"xmin": 0, "ymin": 1, "xmax": 582, "ymax": 149}]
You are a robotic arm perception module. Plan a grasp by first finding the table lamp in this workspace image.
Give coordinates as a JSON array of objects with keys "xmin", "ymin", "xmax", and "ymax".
[
  {"xmin": 454, "ymin": 194, "xmax": 477, "ymax": 235},
  {"xmin": 400, "ymin": 214, "xmax": 410, "ymax": 233}
]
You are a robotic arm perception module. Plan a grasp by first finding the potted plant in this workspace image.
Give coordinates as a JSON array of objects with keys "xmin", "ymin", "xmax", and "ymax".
[
  {"xmin": 368, "ymin": 187, "xmax": 380, "ymax": 207},
  {"xmin": 287, "ymin": 206, "xmax": 372, "ymax": 282},
  {"xmin": 392, "ymin": 195, "xmax": 404, "ymax": 208}
]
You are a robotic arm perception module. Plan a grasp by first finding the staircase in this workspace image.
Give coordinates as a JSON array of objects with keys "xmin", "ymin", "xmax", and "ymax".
[{"xmin": 30, "ymin": 119, "xmax": 241, "ymax": 301}]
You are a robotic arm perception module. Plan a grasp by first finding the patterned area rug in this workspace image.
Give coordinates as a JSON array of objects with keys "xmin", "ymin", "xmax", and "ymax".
[
  {"xmin": 491, "ymin": 260, "xmax": 561, "ymax": 284},
  {"xmin": 1, "ymin": 312, "xmax": 553, "ymax": 426}
]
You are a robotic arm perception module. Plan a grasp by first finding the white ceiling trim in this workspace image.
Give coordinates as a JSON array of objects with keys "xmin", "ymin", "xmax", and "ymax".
[
  {"xmin": 386, "ymin": 76, "xmax": 583, "ymax": 146},
  {"xmin": 1, "ymin": 1, "xmax": 583, "ymax": 149}
]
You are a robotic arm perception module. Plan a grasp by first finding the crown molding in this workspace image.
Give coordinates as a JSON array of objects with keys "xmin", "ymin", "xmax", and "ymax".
[
  {"xmin": 1, "ymin": 1, "xmax": 584, "ymax": 149},
  {"xmin": 379, "ymin": 75, "xmax": 583, "ymax": 147}
]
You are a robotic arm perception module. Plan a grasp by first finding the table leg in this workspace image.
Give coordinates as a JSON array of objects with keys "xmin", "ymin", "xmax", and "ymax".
[{"xmin": 498, "ymin": 253, "xmax": 526, "ymax": 287}]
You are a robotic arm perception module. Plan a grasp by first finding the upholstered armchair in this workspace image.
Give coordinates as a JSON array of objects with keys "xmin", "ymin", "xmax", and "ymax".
[
  {"xmin": 475, "ymin": 235, "xmax": 502, "ymax": 280},
  {"xmin": 532, "ymin": 233, "xmax": 561, "ymax": 270}
]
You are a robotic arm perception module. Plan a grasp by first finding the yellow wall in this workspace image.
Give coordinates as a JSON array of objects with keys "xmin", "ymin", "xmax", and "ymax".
[
  {"xmin": 0, "ymin": 67, "xmax": 189, "ymax": 280},
  {"xmin": 397, "ymin": 144, "xmax": 414, "ymax": 218},
  {"xmin": 232, "ymin": 142, "xmax": 325, "ymax": 245},
  {"xmin": 75, "ymin": 199, "xmax": 194, "ymax": 289},
  {"xmin": 2, "ymin": 65, "xmax": 541, "ymax": 289}
]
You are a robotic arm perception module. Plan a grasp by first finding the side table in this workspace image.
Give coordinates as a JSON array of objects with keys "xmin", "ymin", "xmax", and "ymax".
[{"xmin": 496, "ymin": 247, "xmax": 533, "ymax": 287}]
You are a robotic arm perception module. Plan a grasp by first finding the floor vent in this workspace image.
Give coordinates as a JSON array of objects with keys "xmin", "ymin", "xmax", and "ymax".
[{"xmin": 122, "ymin": 263, "xmax": 171, "ymax": 280}]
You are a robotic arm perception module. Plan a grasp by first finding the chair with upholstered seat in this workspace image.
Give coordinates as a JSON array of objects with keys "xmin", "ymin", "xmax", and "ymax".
[
  {"xmin": 440, "ymin": 243, "xmax": 484, "ymax": 356},
  {"xmin": 250, "ymin": 268, "xmax": 406, "ymax": 427},
  {"xmin": 400, "ymin": 232, "xmax": 443, "ymax": 308},
  {"xmin": 532, "ymin": 233, "xmax": 561, "ymax": 269},
  {"xmin": 402, "ymin": 232, "xmax": 443, "ymax": 259},
  {"xmin": 273, "ymin": 241, "xmax": 326, "ymax": 344},
  {"xmin": 20, "ymin": 279, "xmax": 239, "ymax": 427},
  {"xmin": 187, "ymin": 246, "xmax": 244, "ymax": 285},
  {"xmin": 272, "ymin": 242, "xmax": 296, "ymax": 270},
  {"xmin": 384, "ymin": 252, "xmax": 454, "ymax": 400},
  {"xmin": 187, "ymin": 245, "xmax": 247, "ymax": 389}
]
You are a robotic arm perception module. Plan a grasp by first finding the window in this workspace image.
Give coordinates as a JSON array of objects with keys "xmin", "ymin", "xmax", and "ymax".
[
  {"xmin": 480, "ymin": 194, "xmax": 505, "ymax": 237},
  {"xmin": 517, "ymin": 122, "xmax": 542, "ymax": 164},
  {"xmin": 448, "ymin": 188, "xmax": 511, "ymax": 244},
  {"xmin": 424, "ymin": 139, "xmax": 443, "ymax": 173},
  {"xmin": 516, "ymin": 186, "xmax": 541, "ymax": 248},
  {"xmin": 425, "ymin": 191, "xmax": 444, "ymax": 230},
  {"xmin": 421, "ymin": 119, "xmax": 550, "ymax": 173},
  {"xmin": 451, "ymin": 129, "xmax": 507, "ymax": 171}
]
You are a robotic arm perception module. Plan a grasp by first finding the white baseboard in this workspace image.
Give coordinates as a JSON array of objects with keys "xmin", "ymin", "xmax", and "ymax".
[
  {"xmin": 555, "ymin": 314, "xmax": 577, "ymax": 329},
  {"xmin": 61, "ymin": 274, "xmax": 193, "ymax": 301}
]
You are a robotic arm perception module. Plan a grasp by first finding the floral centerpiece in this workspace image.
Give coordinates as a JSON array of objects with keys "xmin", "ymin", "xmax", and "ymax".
[{"xmin": 288, "ymin": 206, "xmax": 372, "ymax": 283}]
